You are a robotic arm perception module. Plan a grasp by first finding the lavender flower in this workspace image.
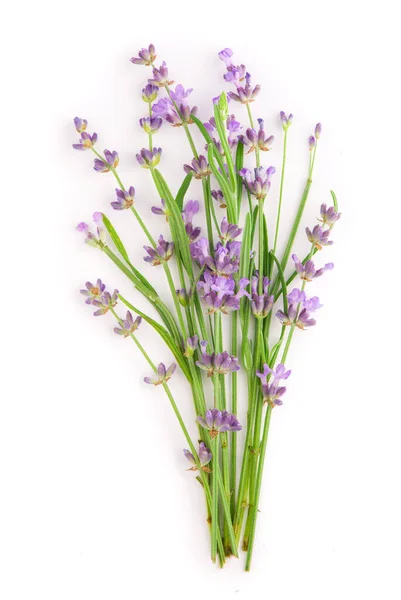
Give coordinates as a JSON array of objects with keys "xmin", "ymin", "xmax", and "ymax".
[
  {"xmin": 240, "ymin": 166, "xmax": 276, "ymax": 200},
  {"xmin": 191, "ymin": 238, "xmax": 241, "ymax": 276},
  {"xmin": 280, "ymin": 111, "xmax": 293, "ymax": 130},
  {"xmin": 256, "ymin": 363, "xmax": 292, "ymax": 384},
  {"xmin": 196, "ymin": 342, "xmax": 240, "ymax": 376},
  {"xmin": 218, "ymin": 48, "xmax": 234, "ymax": 68},
  {"xmin": 142, "ymin": 83, "xmax": 158, "ymax": 103},
  {"xmin": 197, "ymin": 272, "xmax": 249, "ymax": 314},
  {"xmin": 220, "ymin": 217, "xmax": 242, "ymax": 243},
  {"xmin": 92, "ymin": 289, "xmax": 119, "ymax": 316},
  {"xmin": 306, "ymin": 225, "xmax": 333, "ymax": 250},
  {"xmin": 148, "ymin": 62, "xmax": 174, "ymax": 87},
  {"xmin": 197, "ymin": 408, "xmax": 242, "ymax": 438},
  {"xmin": 152, "ymin": 97, "xmax": 173, "ymax": 118},
  {"xmin": 130, "ymin": 44, "xmax": 156, "ymax": 66},
  {"xmin": 151, "ymin": 198, "xmax": 169, "ymax": 221},
  {"xmin": 211, "ymin": 189, "xmax": 226, "ymax": 209},
  {"xmin": 80, "ymin": 279, "xmax": 106, "ymax": 304},
  {"xmin": 241, "ymin": 120, "xmax": 274, "ymax": 153},
  {"xmin": 276, "ymin": 288, "xmax": 322, "ymax": 329},
  {"xmin": 292, "ymin": 255, "xmax": 334, "ymax": 281},
  {"xmin": 250, "ymin": 274, "xmax": 274, "ymax": 318},
  {"xmin": 93, "ymin": 150, "xmax": 119, "ymax": 172},
  {"xmin": 184, "ymin": 335, "xmax": 198, "ymax": 358},
  {"xmin": 228, "ymin": 73, "xmax": 261, "ymax": 105},
  {"xmin": 183, "ymin": 155, "xmax": 211, "ymax": 179},
  {"xmin": 136, "ymin": 147, "xmax": 162, "ymax": 168},
  {"xmin": 76, "ymin": 212, "xmax": 106, "ymax": 248},
  {"xmin": 176, "ymin": 288, "xmax": 192, "ymax": 307},
  {"xmin": 319, "ymin": 203, "xmax": 341, "ymax": 227},
  {"xmin": 144, "ymin": 362, "xmax": 176, "ymax": 385},
  {"xmin": 73, "ymin": 131, "xmax": 98, "ymax": 150},
  {"xmin": 139, "ymin": 116, "xmax": 163, "ymax": 134},
  {"xmin": 183, "ymin": 442, "xmax": 212, "ymax": 472},
  {"xmin": 74, "ymin": 117, "xmax": 87, "ymax": 133},
  {"xmin": 315, "ymin": 123, "xmax": 322, "ymax": 139},
  {"xmin": 143, "ymin": 235, "xmax": 174, "ymax": 265},
  {"xmin": 111, "ymin": 187, "xmax": 135, "ymax": 210},
  {"xmin": 182, "ymin": 200, "xmax": 201, "ymax": 242},
  {"xmin": 309, "ymin": 135, "xmax": 316, "ymax": 150},
  {"xmin": 114, "ymin": 312, "xmax": 142, "ymax": 337},
  {"xmin": 256, "ymin": 363, "xmax": 291, "ymax": 408}
]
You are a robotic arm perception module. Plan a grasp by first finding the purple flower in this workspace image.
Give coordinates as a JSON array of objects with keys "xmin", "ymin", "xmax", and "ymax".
[
  {"xmin": 306, "ymin": 225, "xmax": 333, "ymax": 250},
  {"xmin": 183, "ymin": 155, "xmax": 211, "ymax": 179},
  {"xmin": 152, "ymin": 97, "xmax": 173, "ymax": 118},
  {"xmin": 197, "ymin": 272, "xmax": 249, "ymax": 314},
  {"xmin": 114, "ymin": 312, "xmax": 142, "ymax": 337},
  {"xmin": 136, "ymin": 147, "xmax": 162, "ymax": 169},
  {"xmin": 241, "ymin": 120, "xmax": 274, "ymax": 153},
  {"xmin": 74, "ymin": 117, "xmax": 88, "ymax": 133},
  {"xmin": 183, "ymin": 442, "xmax": 212, "ymax": 472},
  {"xmin": 319, "ymin": 203, "xmax": 341, "ymax": 227},
  {"xmin": 196, "ymin": 342, "xmax": 240, "ymax": 376},
  {"xmin": 182, "ymin": 200, "xmax": 201, "ymax": 242},
  {"xmin": 315, "ymin": 123, "xmax": 322, "ymax": 139},
  {"xmin": 197, "ymin": 408, "xmax": 242, "ymax": 438},
  {"xmin": 170, "ymin": 84, "xmax": 193, "ymax": 104},
  {"xmin": 191, "ymin": 239, "xmax": 241, "ymax": 276},
  {"xmin": 151, "ymin": 198, "xmax": 169, "ymax": 221},
  {"xmin": 184, "ymin": 335, "xmax": 198, "ymax": 358},
  {"xmin": 80, "ymin": 279, "xmax": 106, "ymax": 304},
  {"xmin": 250, "ymin": 274, "xmax": 274, "ymax": 318},
  {"xmin": 220, "ymin": 217, "xmax": 242, "ymax": 243},
  {"xmin": 309, "ymin": 135, "xmax": 316, "ymax": 150},
  {"xmin": 292, "ymin": 254, "xmax": 334, "ymax": 281},
  {"xmin": 142, "ymin": 83, "xmax": 159, "ymax": 103},
  {"xmin": 130, "ymin": 44, "xmax": 156, "ymax": 66},
  {"xmin": 228, "ymin": 73, "xmax": 261, "ymax": 105},
  {"xmin": 93, "ymin": 149, "xmax": 119, "ymax": 172},
  {"xmin": 73, "ymin": 131, "xmax": 98, "ymax": 151},
  {"xmin": 144, "ymin": 362, "xmax": 176, "ymax": 385},
  {"xmin": 218, "ymin": 48, "xmax": 234, "ymax": 67},
  {"xmin": 211, "ymin": 189, "xmax": 226, "ymax": 209},
  {"xmin": 148, "ymin": 62, "xmax": 174, "ymax": 87},
  {"xmin": 256, "ymin": 363, "xmax": 291, "ymax": 408},
  {"xmin": 176, "ymin": 288, "xmax": 192, "ymax": 307},
  {"xmin": 76, "ymin": 213, "xmax": 106, "ymax": 248},
  {"xmin": 276, "ymin": 288, "xmax": 322, "ymax": 330},
  {"xmin": 111, "ymin": 187, "xmax": 135, "ymax": 210},
  {"xmin": 280, "ymin": 111, "xmax": 293, "ymax": 130},
  {"xmin": 91, "ymin": 289, "xmax": 119, "ymax": 316},
  {"xmin": 139, "ymin": 116, "xmax": 163, "ymax": 134},
  {"xmin": 240, "ymin": 166, "xmax": 276, "ymax": 200},
  {"xmin": 143, "ymin": 235, "xmax": 174, "ymax": 265}
]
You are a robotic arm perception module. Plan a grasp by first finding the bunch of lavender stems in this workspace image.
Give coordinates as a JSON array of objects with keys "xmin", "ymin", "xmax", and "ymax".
[{"xmin": 73, "ymin": 44, "xmax": 340, "ymax": 570}]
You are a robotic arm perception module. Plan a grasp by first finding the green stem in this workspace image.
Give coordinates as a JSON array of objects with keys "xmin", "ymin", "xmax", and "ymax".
[
  {"xmin": 246, "ymin": 104, "xmax": 260, "ymax": 168},
  {"xmin": 244, "ymin": 406, "xmax": 272, "ymax": 571},
  {"xmin": 230, "ymin": 310, "xmax": 238, "ymax": 519},
  {"xmin": 211, "ymin": 435, "xmax": 219, "ymax": 562},
  {"xmin": 272, "ymin": 128, "xmax": 288, "ymax": 256},
  {"xmin": 130, "ymin": 206, "xmax": 156, "ymax": 247},
  {"xmin": 162, "ymin": 263, "xmax": 186, "ymax": 339}
]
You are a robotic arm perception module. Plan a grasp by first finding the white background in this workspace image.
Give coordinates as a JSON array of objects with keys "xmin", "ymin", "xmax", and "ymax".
[{"xmin": 1, "ymin": 0, "xmax": 401, "ymax": 598}]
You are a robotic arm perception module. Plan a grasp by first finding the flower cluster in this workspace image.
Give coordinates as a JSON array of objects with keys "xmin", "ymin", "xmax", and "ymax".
[
  {"xmin": 256, "ymin": 364, "xmax": 291, "ymax": 408},
  {"xmin": 196, "ymin": 342, "xmax": 240, "ymax": 376},
  {"xmin": 250, "ymin": 274, "xmax": 274, "ymax": 318},
  {"xmin": 292, "ymin": 255, "xmax": 334, "ymax": 281},
  {"xmin": 197, "ymin": 271, "xmax": 249, "ymax": 314},
  {"xmin": 76, "ymin": 212, "xmax": 106, "ymax": 248},
  {"xmin": 144, "ymin": 362, "xmax": 176, "ymax": 385},
  {"xmin": 114, "ymin": 311, "xmax": 142, "ymax": 337},
  {"xmin": 240, "ymin": 166, "xmax": 276, "ymax": 200},
  {"xmin": 276, "ymin": 288, "xmax": 322, "ymax": 329},
  {"xmin": 72, "ymin": 117, "xmax": 98, "ymax": 150},
  {"xmin": 111, "ymin": 187, "xmax": 135, "ymax": 210},
  {"xmin": 218, "ymin": 48, "xmax": 261, "ymax": 105},
  {"xmin": 143, "ymin": 235, "xmax": 174, "ymax": 265},
  {"xmin": 204, "ymin": 114, "xmax": 241, "ymax": 154},
  {"xmin": 240, "ymin": 119, "xmax": 274, "ymax": 154},
  {"xmin": 152, "ymin": 84, "xmax": 197, "ymax": 126},
  {"xmin": 183, "ymin": 442, "xmax": 212, "ymax": 472},
  {"xmin": 197, "ymin": 408, "xmax": 242, "ymax": 438},
  {"xmin": 136, "ymin": 147, "xmax": 162, "ymax": 169},
  {"xmin": 93, "ymin": 150, "xmax": 119, "ymax": 173},
  {"xmin": 182, "ymin": 200, "xmax": 201, "ymax": 242}
]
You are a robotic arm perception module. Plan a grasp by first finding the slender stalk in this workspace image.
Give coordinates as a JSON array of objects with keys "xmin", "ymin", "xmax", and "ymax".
[
  {"xmin": 272, "ymin": 128, "xmax": 288, "ymax": 256},
  {"xmin": 230, "ymin": 310, "xmax": 238, "ymax": 519},
  {"xmin": 244, "ymin": 406, "xmax": 272, "ymax": 570},
  {"xmin": 162, "ymin": 263, "xmax": 187, "ymax": 338},
  {"xmin": 246, "ymin": 104, "xmax": 260, "ymax": 168}
]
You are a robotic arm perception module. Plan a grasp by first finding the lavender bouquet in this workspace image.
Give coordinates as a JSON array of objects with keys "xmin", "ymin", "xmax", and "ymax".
[{"xmin": 73, "ymin": 44, "xmax": 340, "ymax": 570}]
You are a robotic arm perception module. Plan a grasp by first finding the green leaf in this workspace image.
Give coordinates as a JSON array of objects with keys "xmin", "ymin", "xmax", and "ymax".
[
  {"xmin": 175, "ymin": 172, "xmax": 193, "ymax": 211},
  {"xmin": 101, "ymin": 213, "xmax": 130, "ymax": 263},
  {"xmin": 241, "ymin": 338, "xmax": 253, "ymax": 373},
  {"xmin": 119, "ymin": 295, "xmax": 191, "ymax": 380},
  {"xmin": 270, "ymin": 251, "xmax": 288, "ymax": 314},
  {"xmin": 190, "ymin": 114, "xmax": 226, "ymax": 174}
]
